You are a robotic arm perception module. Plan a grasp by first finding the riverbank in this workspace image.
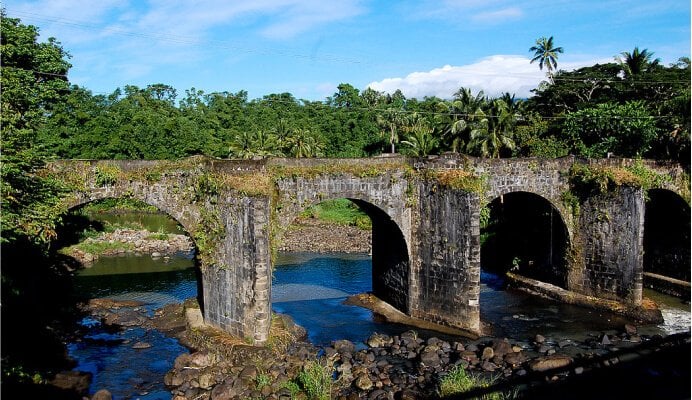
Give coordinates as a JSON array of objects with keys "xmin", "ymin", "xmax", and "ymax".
[
  {"xmin": 279, "ymin": 216, "xmax": 371, "ymax": 253},
  {"xmin": 35, "ymin": 215, "xmax": 688, "ymax": 399},
  {"xmin": 59, "ymin": 228, "xmax": 194, "ymax": 266},
  {"xmin": 157, "ymin": 298, "xmax": 689, "ymax": 400}
]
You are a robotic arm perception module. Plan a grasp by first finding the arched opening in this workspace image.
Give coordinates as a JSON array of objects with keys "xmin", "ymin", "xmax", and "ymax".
[
  {"xmin": 272, "ymin": 197, "xmax": 410, "ymax": 345},
  {"xmin": 643, "ymin": 189, "xmax": 691, "ymax": 282},
  {"xmin": 57, "ymin": 197, "xmax": 202, "ymax": 308},
  {"xmin": 350, "ymin": 199, "xmax": 409, "ymax": 312},
  {"xmin": 481, "ymin": 192, "xmax": 569, "ymax": 287}
]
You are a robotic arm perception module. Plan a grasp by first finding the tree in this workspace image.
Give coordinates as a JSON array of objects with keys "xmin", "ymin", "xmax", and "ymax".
[
  {"xmin": 376, "ymin": 108, "xmax": 405, "ymax": 154},
  {"xmin": 228, "ymin": 130, "xmax": 281, "ymax": 159},
  {"xmin": 562, "ymin": 101, "xmax": 658, "ymax": 158},
  {"xmin": 529, "ymin": 36, "xmax": 564, "ymax": 83},
  {"xmin": 401, "ymin": 122, "xmax": 438, "ymax": 157},
  {"xmin": 617, "ymin": 47, "xmax": 661, "ymax": 78},
  {"xmin": 466, "ymin": 99, "xmax": 516, "ymax": 158},
  {"xmin": 1, "ymin": 11, "xmax": 71, "ymax": 244},
  {"xmin": 286, "ymin": 128, "xmax": 324, "ymax": 158},
  {"xmin": 439, "ymin": 88, "xmax": 487, "ymax": 152}
]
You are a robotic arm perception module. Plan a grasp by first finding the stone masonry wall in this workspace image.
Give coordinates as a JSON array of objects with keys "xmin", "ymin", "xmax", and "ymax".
[
  {"xmin": 274, "ymin": 171, "xmax": 413, "ymax": 315},
  {"xmin": 573, "ymin": 187, "xmax": 645, "ymax": 304},
  {"xmin": 410, "ymin": 181, "xmax": 481, "ymax": 333},
  {"xmin": 203, "ymin": 195, "xmax": 272, "ymax": 343}
]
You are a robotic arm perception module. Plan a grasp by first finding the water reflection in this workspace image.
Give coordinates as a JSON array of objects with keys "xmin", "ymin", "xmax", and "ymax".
[
  {"xmin": 273, "ymin": 253, "xmax": 690, "ymax": 346},
  {"xmin": 69, "ymin": 250, "xmax": 690, "ymax": 397}
]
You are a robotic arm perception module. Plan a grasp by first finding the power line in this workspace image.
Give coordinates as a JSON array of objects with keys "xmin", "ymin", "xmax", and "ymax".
[
  {"xmin": 5, "ymin": 9, "xmax": 366, "ymax": 66},
  {"xmin": 7, "ymin": 9, "xmax": 690, "ymax": 86}
]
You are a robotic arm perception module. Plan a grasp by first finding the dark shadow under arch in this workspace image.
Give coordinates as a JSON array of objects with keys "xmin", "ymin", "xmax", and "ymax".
[
  {"xmin": 644, "ymin": 189, "xmax": 691, "ymax": 281},
  {"xmin": 481, "ymin": 191, "xmax": 569, "ymax": 288},
  {"xmin": 349, "ymin": 199, "xmax": 410, "ymax": 313},
  {"xmin": 285, "ymin": 197, "xmax": 411, "ymax": 314}
]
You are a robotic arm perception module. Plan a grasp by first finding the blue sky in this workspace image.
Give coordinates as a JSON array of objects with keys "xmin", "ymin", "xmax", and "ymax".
[{"xmin": 5, "ymin": 0, "xmax": 690, "ymax": 101}]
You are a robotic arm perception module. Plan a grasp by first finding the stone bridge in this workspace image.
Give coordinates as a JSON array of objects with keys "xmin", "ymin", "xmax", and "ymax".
[{"xmin": 47, "ymin": 155, "xmax": 690, "ymax": 343}]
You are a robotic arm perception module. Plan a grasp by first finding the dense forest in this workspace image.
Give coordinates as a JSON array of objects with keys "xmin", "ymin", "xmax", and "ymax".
[
  {"xmin": 3, "ymin": 13, "xmax": 690, "ymax": 165},
  {"xmin": 35, "ymin": 59, "xmax": 691, "ymax": 163}
]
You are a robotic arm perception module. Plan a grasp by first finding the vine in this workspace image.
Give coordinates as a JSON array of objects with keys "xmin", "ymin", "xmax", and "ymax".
[{"xmin": 192, "ymin": 207, "xmax": 225, "ymax": 268}]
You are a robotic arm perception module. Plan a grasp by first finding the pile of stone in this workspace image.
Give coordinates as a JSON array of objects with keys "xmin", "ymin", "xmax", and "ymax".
[
  {"xmin": 163, "ymin": 324, "xmax": 655, "ymax": 400},
  {"xmin": 69, "ymin": 228, "xmax": 194, "ymax": 265},
  {"xmin": 279, "ymin": 217, "xmax": 371, "ymax": 254}
]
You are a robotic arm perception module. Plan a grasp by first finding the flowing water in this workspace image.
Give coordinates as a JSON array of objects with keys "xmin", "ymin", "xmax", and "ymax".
[{"xmin": 69, "ymin": 250, "xmax": 690, "ymax": 398}]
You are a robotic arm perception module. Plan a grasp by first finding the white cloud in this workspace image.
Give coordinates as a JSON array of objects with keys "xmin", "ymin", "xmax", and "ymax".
[
  {"xmin": 471, "ymin": 7, "xmax": 523, "ymax": 24},
  {"xmin": 367, "ymin": 55, "xmax": 611, "ymax": 99}
]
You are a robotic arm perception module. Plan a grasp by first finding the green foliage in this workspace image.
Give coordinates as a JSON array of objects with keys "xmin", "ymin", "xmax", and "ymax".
[
  {"xmin": 562, "ymin": 101, "xmax": 658, "ymax": 158},
  {"xmin": 146, "ymin": 231, "xmax": 169, "ymax": 241},
  {"xmin": 94, "ymin": 165, "xmax": 120, "ymax": 186},
  {"xmin": 194, "ymin": 173, "xmax": 220, "ymax": 201},
  {"xmin": 301, "ymin": 198, "xmax": 372, "ymax": 230},
  {"xmin": 279, "ymin": 380, "xmax": 301, "ymax": 398},
  {"xmin": 430, "ymin": 170, "xmax": 488, "ymax": 194},
  {"xmin": 565, "ymin": 161, "xmax": 675, "ymax": 201},
  {"xmin": 77, "ymin": 198, "xmax": 158, "ymax": 213},
  {"xmin": 270, "ymin": 163, "xmax": 411, "ymax": 180},
  {"xmin": 479, "ymin": 205, "xmax": 491, "ymax": 229},
  {"xmin": 438, "ymin": 364, "xmax": 506, "ymax": 399},
  {"xmin": 560, "ymin": 191, "xmax": 581, "ymax": 219},
  {"xmin": 255, "ymin": 373, "xmax": 271, "ymax": 390},
  {"xmin": 60, "ymin": 239, "xmax": 135, "ymax": 256},
  {"xmin": 1, "ymin": 11, "xmax": 71, "ymax": 245},
  {"xmin": 297, "ymin": 359, "xmax": 332, "ymax": 400},
  {"xmin": 401, "ymin": 121, "xmax": 439, "ymax": 157},
  {"xmin": 191, "ymin": 208, "xmax": 225, "ymax": 267},
  {"xmin": 6, "ymin": 7, "xmax": 690, "ymax": 168}
]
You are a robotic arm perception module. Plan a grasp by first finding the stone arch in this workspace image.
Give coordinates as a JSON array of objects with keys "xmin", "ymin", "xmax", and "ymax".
[
  {"xmin": 481, "ymin": 190, "xmax": 571, "ymax": 288},
  {"xmin": 274, "ymin": 186, "xmax": 412, "ymax": 314},
  {"xmin": 64, "ymin": 194, "xmax": 205, "ymax": 307},
  {"xmin": 66, "ymin": 192, "xmax": 198, "ymax": 240},
  {"xmin": 643, "ymin": 189, "xmax": 691, "ymax": 282}
]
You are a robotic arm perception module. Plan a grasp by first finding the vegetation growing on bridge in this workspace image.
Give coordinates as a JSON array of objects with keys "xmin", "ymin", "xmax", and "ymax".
[
  {"xmin": 425, "ymin": 169, "xmax": 488, "ymax": 195},
  {"xmin": 269, "ymin": 162, "xmax": 413, "ymax": 181},
  {"xmin": 566, "ymin": 161, "xmax": 690, "ymax": 203}
]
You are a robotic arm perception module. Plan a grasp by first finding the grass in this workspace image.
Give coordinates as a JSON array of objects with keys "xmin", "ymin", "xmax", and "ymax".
[
  {"xmin": 61, "ymin": 240, "xmax": 135, "ymax": 256},
  {"xmin": 297, "ymin": 359, "xmax": 333, "ymax": 400},
  {"xmin": 300, "ymin": 198, "xmax": 372, "ymax": 230},
  {"xmin": 146, "ymin": 230, "xmax": 170, "ymax": 241},
  {"xmin": 438, "ymin": 365, "xmax": 512, "ymax": 399},
  {"xmin": 77, "ymin": 198, "xmax": 158, "ymax": 214},
  {"xmin": 256, "ymin": 373, "xmax": 271, "ymax": 391}
]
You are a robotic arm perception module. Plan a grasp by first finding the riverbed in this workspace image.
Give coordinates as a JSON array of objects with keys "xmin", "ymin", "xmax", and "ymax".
[{"xmin": 68, "ymin": 250, "xmax": 690, "ymax": 397}]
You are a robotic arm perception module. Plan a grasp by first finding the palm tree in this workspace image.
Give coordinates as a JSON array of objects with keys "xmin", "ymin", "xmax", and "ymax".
[
  {"xmin": 376, "ymin": 107, "xmax": 405, "ymax": 153},
  {"xmin": 228, "ymin": 130, "xmax": 280, "ymax": 159},
  {"xmin": 466, "ymin": 99, "xmax": 516, "ymax": 158},
  {"xmin": 401, "ymin": 121, "xmax": 438, "ymax": 157},
  {"xmin": 439, "ymin": 88, "xmax": 486, "ymax": 152},
  {"xmin": 529, "ymin": 36, "xmax": 564, "ymax": 83},
  {"xmin": 616, "ymin": 47, "xmax": 661, "ymax": 78},
  {"xmin": 286, "ymin": 128, "xmax": 324, "ymax": 158}
]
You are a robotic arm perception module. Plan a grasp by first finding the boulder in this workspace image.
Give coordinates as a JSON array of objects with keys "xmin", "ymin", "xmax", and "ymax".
[
  {"xmin": 91, "ymin": 389, "xmax": 112, "ymax": 400},
  {"xmin": 528, "ymin": 354, "xmax": 573, "ymax": 372}
]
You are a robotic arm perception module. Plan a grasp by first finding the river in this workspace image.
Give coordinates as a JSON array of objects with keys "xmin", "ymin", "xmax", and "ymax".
[{"xmin": 68, "ymin": 249, "xmax": 690, "ymax": 398}]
